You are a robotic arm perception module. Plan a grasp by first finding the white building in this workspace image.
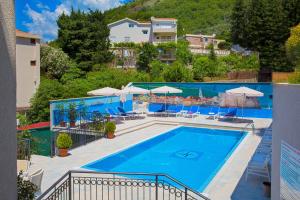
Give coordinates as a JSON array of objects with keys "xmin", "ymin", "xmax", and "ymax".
[
  {"xmin": 16, "ymin": 30, "xmax": 40, "ymax": 110},
  {"xmin": 108, "ymin": 17, "xmax": 177, "ymax": 44}
]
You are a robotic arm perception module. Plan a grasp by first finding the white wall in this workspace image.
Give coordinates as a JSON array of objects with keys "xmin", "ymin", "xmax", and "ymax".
[
  {"xmin": 272, "ymin": 84, "xmax": 300, "ymax": 200},
  {"xmin": 109, "ymin": 20, "xmax": 151, "ymax": 43},
  {"xmin": 16, "ymin": 37, "xmax": 40, "ymax": 108},
  {"xmin": 0, "ymin": 0, "xmax": 17, "ymax": 199}
]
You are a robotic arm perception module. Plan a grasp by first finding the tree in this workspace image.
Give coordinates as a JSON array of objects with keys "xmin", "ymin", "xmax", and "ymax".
[
  {"xmin": 40, "ymin": 45, "xmax": 70, "ymax": 79},
  {"xmin": 149, "ymin": 60, "xmax": 167, "ymax": 81},
  {"xmin": 176, "ymin": 40, "xmax": 193, "ymax": 65},
  {"xmin": 192, "ymin": 57, "xmax": 210, "ymax": 81},
  {"xmin": 28, "ymin": 79, "xmax": 64, "ymax": 123},
  {"xmin": 232, "ymin": 0, "xmax": 292, "ymax": 81},
  {"xmin": 286, "ymin": 24, "xmax": 300, "ymax": 69},
  {"xmin": 137, "ymin": 43, "xmax": 158, "ymax": 72},
  {"xmin": 163, "ymin": 61, "xmax": 193, "ymax": 82},
  {"xmin": 282, "ymin": 0, "xmax": 300, "ymax": 28},
  {"xmin": 57, "ymin": 9, "xmax": 112, "ymax": 71},
  {"xmin": 208, "ymin": 44, "xmax": 216, "ymax": 61},
  {"xmin": 231, "ymin": 0, "xmax": 248, "ymax": 47}
]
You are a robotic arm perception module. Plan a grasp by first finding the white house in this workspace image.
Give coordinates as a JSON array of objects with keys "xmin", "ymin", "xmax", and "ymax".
[
  {"xmin": 108, "ymin": 17, "xmax": 177, "ymax": 44},
  {"xmin": 16, "ymin": 30, "xmax": 40, "ymax": 110}
]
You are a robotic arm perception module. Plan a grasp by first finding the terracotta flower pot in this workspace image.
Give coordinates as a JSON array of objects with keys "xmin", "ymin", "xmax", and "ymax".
[
  {"xmin": 58, "ymin": 148, "xmax": 69, "ymax": 157},
  {"xmin": 70, "ymin": 121, "xmax": 76, "ymax": 127},
  {"xmin": 107, "ymin": 132, "xmax": 115, "ymax": 139}
]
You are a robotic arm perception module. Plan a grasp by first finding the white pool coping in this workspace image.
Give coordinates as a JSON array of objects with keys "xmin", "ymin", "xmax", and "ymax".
[{"xmin": 30, "ymin": 116, "xmax": 272, "ymax": 199}]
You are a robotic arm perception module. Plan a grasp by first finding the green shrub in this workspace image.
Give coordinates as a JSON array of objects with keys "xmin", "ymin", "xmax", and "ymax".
[
  {"xmin": 56, "ymin": 133, "xmax": 73, "ymax": 149},
  {"xmin": 17, "ymin": 171, "xmax": 37, "ymax": 200},
  {"xmin": 105, "ymin": 122, "xmax": 116, "ymax": 134}
]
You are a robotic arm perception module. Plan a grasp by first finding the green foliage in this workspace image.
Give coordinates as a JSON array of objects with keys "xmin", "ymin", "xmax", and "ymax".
[
  {"xmin": 17, "ymin": 172, "xmax": 38, "ymax": 200},
  {"xmin": 208, "ymin": 44, "xmax": 217, "ymax": 61},
  {"xmin": 286, "ymin": 24, "xmax": 300, "ymax": 69},
  {"xmin": 163, "ymin": 61, "xmax": 193, "ymax": 82},
  {"xmin": 68, "ymin": 103, "xmax": 77, "ymax": 122},
  {"xmin": 57, "ymin": 9, "xmax": 112, "ymax": 71},
  {"xmin": 175, "ymin": 40, "xmax": 193, "ymax": 65},
  {"xmin": 105, "ymin": 121, "xmax": 116, "ymax": 133},
  {"xmin": 56, "ymin": 133, "xmax": 73, "ymax": 149},
  {"xmin": 41, "ymin": 45, "xmax": 70, "ymax": 79},
  {"xmin": 218, "ymin": 41, "xmax": 232, "ymax": 50},
  {"xmin": 105, "ymin": 0, "xmax": 235, "ymax": 38},
  {"xmin": 137, "ymin": 43, "xmax": 158, "ymax": 72},
  {"xmin": 192, "ymin": 57, "xmax": 210, "ymax": 81},
  {"xmin": 149, "ymin": 60, "xmax": 167, "ymax": 81},
  {"xmin": 282, "ymin": 0, "xmax": 300, "ymax": 28},
  {"xmin": 288, "ymin": 72, "xmax": 300, "ymax": 83},
  {"xmin": 28, "ymin": 78, "xmax": 64, "ymax": 123},
  {"xmin": 231, "ymin": 0, "xmax": 293, "ymax": 76},
  {"xmin": 60, "ymin": 65, "xmax": 86, "ymax": 84}
]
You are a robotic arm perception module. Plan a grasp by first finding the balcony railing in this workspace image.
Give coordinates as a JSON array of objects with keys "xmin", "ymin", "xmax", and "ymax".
[{"xmin": 37, "ymin": 171, "xmax": 210, "ymax": 200}]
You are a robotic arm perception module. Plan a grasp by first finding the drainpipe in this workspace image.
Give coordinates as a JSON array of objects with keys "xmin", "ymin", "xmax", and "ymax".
[{"xmin": 0, "ymin": 0, "xmax": 17, "ymax": 199}]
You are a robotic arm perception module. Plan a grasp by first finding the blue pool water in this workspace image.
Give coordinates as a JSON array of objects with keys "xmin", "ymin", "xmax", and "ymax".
[{"xmin": 83, "ymin": 126, "xmax": 246, "ymax": 191}]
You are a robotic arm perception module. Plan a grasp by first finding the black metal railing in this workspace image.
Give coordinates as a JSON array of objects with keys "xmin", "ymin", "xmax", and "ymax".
[{"xmin": 37, "ymin": 171, "xmax": 210, "ymax": 200}]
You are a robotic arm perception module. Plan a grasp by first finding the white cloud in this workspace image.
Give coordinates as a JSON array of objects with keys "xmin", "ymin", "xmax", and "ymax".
[{"xmin": 24, "ymin": 0, "xmax": 123, "ymax": 41}]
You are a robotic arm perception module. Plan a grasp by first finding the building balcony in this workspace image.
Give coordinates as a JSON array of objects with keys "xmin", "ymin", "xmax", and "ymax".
[{"xmin": 152, "ymin": 27, "xmax": 177, "ymax": 33}]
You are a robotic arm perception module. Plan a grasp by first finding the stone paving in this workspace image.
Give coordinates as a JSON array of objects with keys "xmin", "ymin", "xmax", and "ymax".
[{"xmin": 30, "ymin": 115, "xmax": 272, "ymax": 200}]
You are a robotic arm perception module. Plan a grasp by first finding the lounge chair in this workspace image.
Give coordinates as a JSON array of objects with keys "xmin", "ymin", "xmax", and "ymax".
[
  {"xmin": 185, "ymin": 106, "xmax": 201, "ymax": 118},
  {"xmin": 106, "ymin": 108, "xmax": 129, "ymax": 120},
  {"xmin": 207, "ymin": 107, "xmax": 221, "ymax": 119},
  {"xmin": 245, "ymin": 152, "xmax": 271, "ymax": 181},
  {"xmin": 23, "ymin": 168, "xmax": 44, "ymax": 194},
  {"xmin": 147, "ymin": 103, "xmax": 166, "ymax": 116},
  {"xmin": 166, "ymin": 105, "xmax": 182, "ymax": 117},
  {"xmin": 219, "ymin": 108, "xmax": 238, "ymax": 120},
  {"xmin": 176, "ymin": 106, "xmax": 190, "ymax": 117},
  {"xmin": 117, "ymin": 107, "xmax": 138, "ymax": 119}
]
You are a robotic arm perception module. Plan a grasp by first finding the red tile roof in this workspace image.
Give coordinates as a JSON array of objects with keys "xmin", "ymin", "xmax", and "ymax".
[
  {"xmin": 16, "ymin": 29, "xmax": 40, "ymax": 39},
  {"xmin": 17, "ymin": 122, "xmax": 50, "ymax": 131}
]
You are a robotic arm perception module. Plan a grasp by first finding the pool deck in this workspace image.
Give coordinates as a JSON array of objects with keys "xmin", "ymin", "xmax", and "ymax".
[{"xmin": 30, "ymin": 115, "xmax": 272, "ymax": 200}]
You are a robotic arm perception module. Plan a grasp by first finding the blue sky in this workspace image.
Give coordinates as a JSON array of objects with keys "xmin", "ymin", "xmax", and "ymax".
[{"xmin": 16, "ymin": 0, "xmax": 132, "ymax": 41}]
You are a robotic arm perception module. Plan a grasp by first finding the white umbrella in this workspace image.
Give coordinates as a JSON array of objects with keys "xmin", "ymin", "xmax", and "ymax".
[
  {"xmin": 226, "ymin": 86, "xmax": 264, "ymax": 117},
  {"xmin": 151, "ymin": 86, "xmax": 183, "ymax": 110},
  {"xmin": 121, "ymin": 86, "xmax": 150, "ymax": 95},
  {"xmin": 226, "ymin": 86, "xmax": 264, "ymax": 97},
  {"xmin": 151, "ymin": 86, "xmax": 182, "ymax": 94},
  {"xmin": 87, "ymin": 87, "xmax": 122, "ymax": 96}
]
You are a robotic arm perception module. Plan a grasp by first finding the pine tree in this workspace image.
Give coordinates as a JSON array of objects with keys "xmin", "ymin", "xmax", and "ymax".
[
  {"xmin": 231, "ymin": 0, "xmax": 248, "ymax": 47},
  {"xmin": 282, "ymin": 0, "xmax": 300, "ymax": 27},
  {"xmin": 57, "ymin": 9, "xmax": 112, "ymax": 71},
  {"xmin": 233, "ymin": 0, "xmax": 292, "ymax": 81}
]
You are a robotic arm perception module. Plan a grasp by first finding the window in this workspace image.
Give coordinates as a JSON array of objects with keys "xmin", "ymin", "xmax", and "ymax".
[
  {"xmin": 30, "ymin": 38, "xmax": 36, "ymax": 44},
  {"xmin": 124, "ymin": 37, "xmax": 131, "ymax": 42},
  {"xmin": 129, "ymin": 23, "xmax": 134, "ymax": 28},
  {"xmin": 30, "ymin": 60, "xmax": 36, "ymax": 66},
  {"xmin": 156, "ymin": 37, "xmax": 160, "ymax": 40},
  {"xmin": 142, "ymin": 30, "xmax": 148, "ymax": 34},
  {"xmin": 204, "ymin": 38, "xmax": 208, "ymax": 42}
]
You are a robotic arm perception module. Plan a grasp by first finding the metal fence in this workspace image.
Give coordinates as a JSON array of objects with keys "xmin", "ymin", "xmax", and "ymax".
[
  {"xmin": 50, "ymin": 111, "xmax": 108, "ymax": 157},
  {"xmin": 37, "ymin": 171, "xmax": 210, "ymax": 200}
]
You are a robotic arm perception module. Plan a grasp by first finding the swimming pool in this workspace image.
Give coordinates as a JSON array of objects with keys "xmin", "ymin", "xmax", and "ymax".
[{"xmin": 83, "ymin": 126, "xmax": 246, "ymax": 192}]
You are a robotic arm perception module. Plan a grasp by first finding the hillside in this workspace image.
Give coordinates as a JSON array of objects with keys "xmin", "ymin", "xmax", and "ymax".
[{"xmin": 104, "ymin": 0, "xmax": 235, "ymax": 39}]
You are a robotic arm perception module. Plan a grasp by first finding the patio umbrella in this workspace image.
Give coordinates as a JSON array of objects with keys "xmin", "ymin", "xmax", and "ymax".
[
  {"xmin": 151, "ymin": 86, "xmax": 183, "ymax": 110},
  {"xmin": 87, "ymin": 87, "xmax": 122, "ymax": 112},
  {"xmin": 226, "ymin": 86, "xmax": 264, "ymax": 117},
  {"xmin": 87, "ymin": 87, "xmax": 122, "ymax": 96},
  {"xmin": 121, "ymin": 86, "xmax": 150, "ymax": 95}
]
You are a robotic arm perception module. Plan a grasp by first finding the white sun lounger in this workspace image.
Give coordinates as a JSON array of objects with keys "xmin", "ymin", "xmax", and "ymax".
[{"xmin": 246, "ymin": 152, "xmax": 271, "ymax": 181}]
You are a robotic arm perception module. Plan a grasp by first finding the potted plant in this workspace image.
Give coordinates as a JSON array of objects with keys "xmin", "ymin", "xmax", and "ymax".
[
  {"xmin": 56, "ymin": 133, "xmax": 73, "ymax": 157},
  {"xmin": 56, "ymin": 103, "xmax": 66, "ymax": 127},
  {"xmin": 105, "ymin": 122, "xmax": 116, "ymax": 139},
  {"xmin": 68, "ymin": 103, "xmax": 77, "ymax": 127}
]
